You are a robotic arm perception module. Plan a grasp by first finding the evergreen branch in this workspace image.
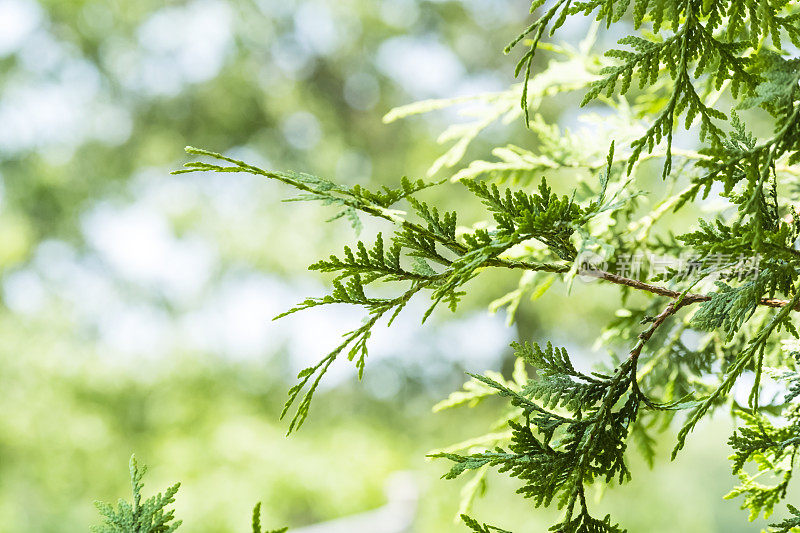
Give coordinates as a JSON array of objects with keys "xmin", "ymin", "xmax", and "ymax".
[
  {"xmin": 725, "ymin": 409, "xmax": 800, "ymax": 523},
  {"xmin": 673, "ymin": 285, "xmax": 800, "ymax": 458},
  {"xmin": 174, "ymin": 147, "xmax": 445, "ymax": 231},
  {"xmin": 770, "ymin": 505, "xmax": 800, "ymax": 533},
  {"xmin": 92, "ymin": 456, "xmax": 182, "ymax": 533},
  {"xmin": 576, "ymin": 269, "xmax": 800, "ymax": 311},
  {"xmin": 251, "ymin": 502, "xmax": 289, "ymax": 533},
  {"xmin": 504, "ymin": 0, "xmax": 573, "ymax": 126},
  {"xmin": 438, "ymin": 304, "xmax": 684, "ymax": 532},
  {"xmin": 179, "ymin": 147, "xmax": 800, "ymax": 449},
  {"xmin": 279, "ymin": 281, "xmax": 425, "ymax": 433},
  {"xmin": 460, "ymin": 514, "xmax": 514, "ymax": 533},
  {"xmin": 166, "ymin": 0, "xmax": 800, "ymax": 530},
  {"xmin": 627, "ymin": 301, "xmax": 685, "ymax": 407}
]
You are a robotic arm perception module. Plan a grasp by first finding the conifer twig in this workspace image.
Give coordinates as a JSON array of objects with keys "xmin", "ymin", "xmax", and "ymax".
[{"xmin": 550, "ymin": 267, "xmax": 800, "ymax": 312}]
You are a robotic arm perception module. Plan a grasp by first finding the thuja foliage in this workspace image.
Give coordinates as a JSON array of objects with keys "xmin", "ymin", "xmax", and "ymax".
[
  {"xmin": 93, "ymin": 456, "xmax": 286, "ymax": 533},
  {"xmin": 251, "ymin": 503, "xmax": 289, "ymax": 533},
  {"xmin": 92, "ymin": 456, "xmax": 182, "ymax": 533},
  {"xmin": 172, "ymin": 0, "xmax": 800, "ymax": 531}
]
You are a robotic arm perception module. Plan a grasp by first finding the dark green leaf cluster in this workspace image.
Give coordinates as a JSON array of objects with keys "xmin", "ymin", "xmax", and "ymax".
[
  {"xmin": 685, "ymin": 58, "xmax": 800, "ymax": 249},
  {"xmin": 507, "ymin": 0, "xmax": 798, "ymax": 179},
  {"xmin": 583, "ymin": 26, "xmax": 733, "ymax": 177},
  {"xmin": 308, "ymin": 234, "xmax": 408, "ymax": 284},
  {"xmin": 460, "ymin": 514, "xmax": 513, "ymax": 533},
  {"xmin": 432, "ymin": 342, "xmax": 647, "ymax": 532},
  {"xmin": 740, "ymin": 54, "xmax": 800, "ymax": 118},
  {"xmin": 464, "ymin": 179, "xmax": 581, "ymax": 260},
  {"xmin": 515, "ymin": 341, "xmax": 610, "ymax": 412},
  {"xmin": 693, "ymin": 277, "xmax": 769, "ymax": 337},
  {"xmin": 552, "ymin": 510, "xmax": 625, "ymax": 533},
  {"xmin": 770, "ymin": 505, "xmax": 800, "ymax": 533},
  {"xmin": 680, "ymin": 173, "xmax": 799, "ymax": 262}
]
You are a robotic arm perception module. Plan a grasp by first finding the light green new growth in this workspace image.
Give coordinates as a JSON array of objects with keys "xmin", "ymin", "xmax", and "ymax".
[
  {"xmin": 93, "ymin": 457, "xmax": 289, "ymax": 533},
  {"xmin": 251, "ymin": 502, "xmax": 288, "ymax": 533},
  {"xmin": 172, "ymin": 0, "xmax": 800, "ymax": 531},
  {"xmin": 461, "ymin": 513, "xmax": 514, "ymax": 533},
  {"xmin": 92, "ymin": 456, "xmax": 182, "ymax": 533}
]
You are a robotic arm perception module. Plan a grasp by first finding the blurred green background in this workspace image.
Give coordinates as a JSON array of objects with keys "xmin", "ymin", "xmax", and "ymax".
[{"xmin": 0, "ymin": 0, "xmax": 782, "ymax": 531}]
